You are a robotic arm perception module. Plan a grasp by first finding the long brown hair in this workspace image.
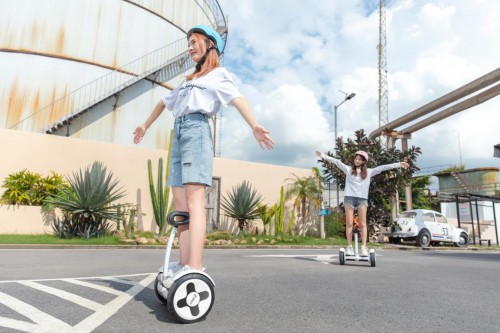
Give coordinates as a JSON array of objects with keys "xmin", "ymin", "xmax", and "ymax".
[
  {"xmin": 350, "ymin": 158, "xmax": 368, "ymax": 179},
  {"xmin": 186, "ymin": 32, "xmax": 220, "ymax": 81}
]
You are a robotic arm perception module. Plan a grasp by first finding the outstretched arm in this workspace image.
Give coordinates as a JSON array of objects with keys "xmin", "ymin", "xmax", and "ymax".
[
  {"xmin": 371, "ymin": 160, "xmax": 410, "ymax": 176},
  {"xmin": 133, "ymin": 100, "xmax": 165, "ymax": 144},
  {"xmin": 232, "ymin": 97, "xmax": 275, "ymax": 150},
  {"xmin": 315, "ymin": 151, "xmax": 351, "ymax": 175}
]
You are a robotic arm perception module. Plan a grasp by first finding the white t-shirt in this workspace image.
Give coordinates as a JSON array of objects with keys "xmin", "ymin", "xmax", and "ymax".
[
  {"xmin": 319, "ymin": 153, "xmax": 401, "ymax": 199},
  {"xmin": 162, "ymin": 67, "xmax": 243, "ymax": 118}
]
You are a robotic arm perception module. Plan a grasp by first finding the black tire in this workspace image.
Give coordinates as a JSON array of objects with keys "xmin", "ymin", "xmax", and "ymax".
[
  {"xmin": 416, "ymin": 229, "xmax": 431, "ymax": 248},
  {"xmin": 167, "ymin": 273, "xmax": 215, "ymax": 324},
  {"xmin": 455, "ymin": 232, "xmax": 469, "ymax": 248},
  {"xmin": 154, "ymin": 274, "xmax": 168, "ymax": 304},
  {"xmin": 370, "ymin": 252, "xmax": 376, "ymax": 267},
  {"xmin": 339, "ymin": 250, "xmax": 345, "ymax": 265},
  {"xmin": 389, "ymin": 237, "xmax": 401, "ymax": 244}
]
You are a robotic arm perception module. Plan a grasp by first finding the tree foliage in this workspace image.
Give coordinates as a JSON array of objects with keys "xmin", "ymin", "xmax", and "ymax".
[{"xmin": 317, "ymin": 129, "xmax": 421, "ymax": 235}]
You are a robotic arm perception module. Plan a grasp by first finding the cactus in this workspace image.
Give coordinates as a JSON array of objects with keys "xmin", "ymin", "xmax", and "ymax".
[
  {"xmin": 147, "ymin": 130, "xmax": 173, "ymax": 236},
  {"xmin": 274, "ymin": 186, "xmax": 285, "ymax": 235}
]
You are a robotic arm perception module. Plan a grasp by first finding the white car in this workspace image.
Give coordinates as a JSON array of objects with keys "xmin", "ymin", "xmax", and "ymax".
[{"xmin": 384, "ymin": 209, "xmax": 469, "ymax": 247}]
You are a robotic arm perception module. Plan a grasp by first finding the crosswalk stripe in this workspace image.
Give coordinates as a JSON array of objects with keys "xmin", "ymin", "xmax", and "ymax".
[
  {"xmin": 0, "ymin": 317, "xmax": 38, "ymax": 333},
  {"xmin": 62, "ymin": 278, "xmax": 125, "ymax": 296},
  {"xmin": 0, "ymin": 291, "xmax": 72, "ymax": 331},
  {"xmin": 18, "ymin": 281, "xmax": 103, "ymax": 311},
  {"xmin": 0, "ymin": 273, "xmax": 157, "ymax": 333},
  {"xmin": 71, "ymin": 273, "xmax": 156, "ymax": 333}
]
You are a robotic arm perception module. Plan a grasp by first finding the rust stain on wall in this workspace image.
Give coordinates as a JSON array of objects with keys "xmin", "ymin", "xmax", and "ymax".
[
  {"xmin": 7, "ymin": 78, "xmax": 25, "ymax": 128},
  {"xmin": 113, "ymin": 3, "xmax": 123, "ymax": 68},
  {"xmin": 55, "ymin": 26, "xmax": 66, "ymax": 54}
]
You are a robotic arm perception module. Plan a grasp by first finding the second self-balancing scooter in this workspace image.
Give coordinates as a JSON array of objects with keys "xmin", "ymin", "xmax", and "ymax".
[
  {"xmin": 154, "ymin": 211, "xmax": 215, "ymax": 323},
  {"xmin": 339, "ymin": 226, "xmax": 376, "ymax": 267}
]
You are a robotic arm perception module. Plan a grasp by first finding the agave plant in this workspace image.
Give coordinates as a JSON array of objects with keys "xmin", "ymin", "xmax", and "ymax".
[
  {"xmin": 46, "ymin": 161, "xmax": 126, "ymax": 238},
  {"xmin": 221, "ymin": 180, "xmax": 263, "ymax": 235}
]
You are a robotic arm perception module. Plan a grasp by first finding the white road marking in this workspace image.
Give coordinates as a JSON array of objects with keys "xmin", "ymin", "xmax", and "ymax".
[
  {"xmin": 0, "ymin": 273, "xmax": 157, "ymax": 333},
  {"xmin": 18, "ymin": 281, "xmax": 103, "ymax": 311},
  {"xmin": 0, "ymin": 291, "xmax": 73, "ymax": 332},
  {"xmin": 246, "ymin": 253, "xmax": 382, "ymax": 264},
  {"xmin": 72, "ymin": 273, "xmax": 156, "ymax": 333},
  {"xmin": 62, "ymin": 278, "xmax": 124, "ymax": 296}
]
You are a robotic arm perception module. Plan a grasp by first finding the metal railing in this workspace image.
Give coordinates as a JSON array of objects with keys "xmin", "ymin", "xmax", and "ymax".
[{"xmin": 10, "ymin": 37, "xmax": 193, "ymax": 133}]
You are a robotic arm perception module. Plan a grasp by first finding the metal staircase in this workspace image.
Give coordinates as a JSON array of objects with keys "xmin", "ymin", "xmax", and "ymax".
[
  {"xmin": 450, "ymin": 171, "xmax": 473, "ymax": 193},
  {"xmin": 10, "ymin": 37, "xmax": 195, "ymax": 134}
]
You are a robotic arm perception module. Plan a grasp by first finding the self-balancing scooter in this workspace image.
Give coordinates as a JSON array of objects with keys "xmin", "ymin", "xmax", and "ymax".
[
  {"xmin": 154, "ymin": 211, "xmax": 215, "ymax": 323},
  {"xmin": 339, "ymin": 226, "xmax": 376, "ymax": 267}
]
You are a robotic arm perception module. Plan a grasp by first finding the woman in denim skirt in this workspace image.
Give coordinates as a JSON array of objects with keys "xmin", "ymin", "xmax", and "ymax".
[
  {"xmin": 134, "ymin": 25, "xmax": 275, "ymax": 283},
  {"xmin": 316, "ymin": 150, "xmax": 408, "ymax": 256}
]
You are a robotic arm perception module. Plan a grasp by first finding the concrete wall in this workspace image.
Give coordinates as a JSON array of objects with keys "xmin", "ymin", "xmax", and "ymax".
[{"xmin": 0, "ymin": 128, "xmax": 311, "ymax": 234}]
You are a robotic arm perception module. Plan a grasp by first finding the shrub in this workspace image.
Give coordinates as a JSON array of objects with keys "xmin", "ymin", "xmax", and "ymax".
[
  {"xmin": 46, "ymin": 161, "xmax": 126, "ymax": 239},
  {"xmin": 324, "ymin": 209, "xmax": 345, "ymax": 238},
  {"xmin": 206, "ymin": 231, "xmax": 232, "ymax": 241},
  {"xmin": 0, "ymin": 170, "xmax": 67, "ymax": 206}
]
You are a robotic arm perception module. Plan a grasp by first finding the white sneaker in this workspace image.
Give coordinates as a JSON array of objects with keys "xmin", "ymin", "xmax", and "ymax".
[
  {"xmin": 163, "ymin": 265, "xmax": 206, "ymax": 288},
  {"xmin": 346, "ymin": 246, "xmax": 354, "ymax": 256},
  {"xmin": 361, "ymin": 246, "xmax": 369, "ymax": 256}
]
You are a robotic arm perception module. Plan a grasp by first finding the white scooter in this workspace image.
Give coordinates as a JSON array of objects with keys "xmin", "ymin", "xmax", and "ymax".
[
  {"xmin": 154, "ymin": 211, "xmax": 215, "ymax": 323},
  {"xmin": 339, "ymin": 226, "xmax": 376, "ymax": 267}
]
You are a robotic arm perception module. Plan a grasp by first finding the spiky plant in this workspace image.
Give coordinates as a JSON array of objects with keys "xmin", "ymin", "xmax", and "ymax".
[
  {"xmin": 46, "ymin": 161, "xmax": 126, "ymax": 238},
  {"xmin": 221, "ymin": 180, "xmax": 263, "ymax": 235}
]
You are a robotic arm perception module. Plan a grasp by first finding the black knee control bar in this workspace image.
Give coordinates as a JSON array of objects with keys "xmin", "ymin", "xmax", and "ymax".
[{"xmin": 167, "ymin": 211, "xmax": 190, "ymax": 227}]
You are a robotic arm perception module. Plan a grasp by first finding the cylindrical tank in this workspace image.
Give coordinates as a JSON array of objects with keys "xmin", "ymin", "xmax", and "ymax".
[
  {"xmin": 435, "ymin": 167, "xmax": 499, "ymax": 196},
  {"xmin": 0, "ymin": 0, "xmax": 226, "ymax": 149}
]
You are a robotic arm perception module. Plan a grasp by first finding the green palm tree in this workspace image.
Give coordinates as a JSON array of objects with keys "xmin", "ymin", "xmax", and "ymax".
[
  {"xmin": 221, "ymin": 180, "xmax": 263, "ymax": 235},
  {"xmin": 284, "ymin": 172, "xmax": 322, "ymax": 231}
]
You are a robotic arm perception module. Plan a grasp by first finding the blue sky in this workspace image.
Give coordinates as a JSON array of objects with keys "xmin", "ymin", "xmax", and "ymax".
[{"xmin": 216, "ymin": 0, "xmax": 500, "ymax": 179}]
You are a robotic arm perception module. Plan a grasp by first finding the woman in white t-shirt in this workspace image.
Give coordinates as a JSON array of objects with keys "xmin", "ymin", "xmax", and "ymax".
[
  {"xmin": 134, "ymin": 25, "xmax": 274, "ymax": 283},
  {"xmin": 316, "ymin": 150, "xmax": 408, "ymax": 256}
]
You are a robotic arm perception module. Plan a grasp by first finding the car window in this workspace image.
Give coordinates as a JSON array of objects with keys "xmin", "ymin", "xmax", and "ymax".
[
  {"xmin": 398, "ymin": 212, "xmax": 417, "ymax": 218},
  {"xmin": 423, "ymin": 213, "xmax": 435, "ymax": 222},
  {"xmin": 435, "ymin": 214, "xmax": 448, "ymax": 224}
]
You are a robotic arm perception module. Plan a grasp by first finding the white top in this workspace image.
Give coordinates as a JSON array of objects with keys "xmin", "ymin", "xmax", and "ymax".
[
  {"xmin": 162, "ymin": 67, "xmax": 243, "ymax": 118},
  {"xmin": 319, "ymin": 153, "xmax": 401, "ymax": 199}
]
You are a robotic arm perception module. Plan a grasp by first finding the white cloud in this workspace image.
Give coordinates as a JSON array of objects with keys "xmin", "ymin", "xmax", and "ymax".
[{"xmin": 218, "ymin": 0, "xmax": 500, "ymax": 172}]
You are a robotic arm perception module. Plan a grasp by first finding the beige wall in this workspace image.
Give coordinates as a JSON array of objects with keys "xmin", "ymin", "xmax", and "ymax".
[{"xmin": 0, "ymin": 128, "xmax": 311, "ymax": 234}]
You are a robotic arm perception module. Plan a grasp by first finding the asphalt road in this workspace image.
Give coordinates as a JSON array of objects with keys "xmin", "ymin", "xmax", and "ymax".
[{"xmin": 0, "ymin": 247, "xmax": 499, "ymax": 333}]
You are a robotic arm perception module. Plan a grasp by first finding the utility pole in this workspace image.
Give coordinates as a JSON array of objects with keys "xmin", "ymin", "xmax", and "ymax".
[
  {"xmin": 334, "ymin": 91, "xmax": 356, "ymax": 207},
  {"xmin": 378, "ymin": 0, "xmax": 388, "ymax": 147}
]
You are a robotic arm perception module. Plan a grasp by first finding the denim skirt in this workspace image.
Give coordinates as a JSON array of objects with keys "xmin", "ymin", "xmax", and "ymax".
[{"xmin": 168, "ymin": 112, "xmax": 213, "ymax": 187}]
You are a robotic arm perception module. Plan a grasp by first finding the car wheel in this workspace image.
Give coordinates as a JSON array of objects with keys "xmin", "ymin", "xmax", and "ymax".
[
  {"xmin": 455, "ymin": 232, "xmax": 469, "ymax": 248},
  {"xmin": 389, "ymin": 237, "xmax": 401, "ymax": 244},
  {"xmin": 416, "ymin": 229, "xmax": 431, "ymax": 248}
]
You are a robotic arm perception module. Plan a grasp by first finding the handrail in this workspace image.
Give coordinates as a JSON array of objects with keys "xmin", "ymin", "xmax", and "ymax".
[{"xmin": 9, "ymin": 37, "xmax": 192, "ymax": 133}]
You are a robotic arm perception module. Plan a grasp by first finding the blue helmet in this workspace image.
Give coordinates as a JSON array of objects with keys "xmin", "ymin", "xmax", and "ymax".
[{"xmin": 187, "ymin": 25, "xmax": 224, "ymax": 56}]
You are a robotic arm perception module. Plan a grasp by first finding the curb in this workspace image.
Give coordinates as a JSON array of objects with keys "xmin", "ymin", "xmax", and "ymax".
[{"xmin": 0, "ymin": 244, "xmax": 497, "ymax": 251}]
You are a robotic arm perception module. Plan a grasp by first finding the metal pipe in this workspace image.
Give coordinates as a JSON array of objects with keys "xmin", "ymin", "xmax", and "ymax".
[
  {"xmin": 368, "ymin": 67, "xmax": 500, "ymax": 140},
  {"xmin": 400, "ymin": 83, "xmax": 500, "ymax": 133}
]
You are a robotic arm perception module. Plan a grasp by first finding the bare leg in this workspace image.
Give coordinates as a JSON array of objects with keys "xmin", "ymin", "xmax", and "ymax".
[
  {"xmin": 358, "ymin": 205, "xmax": 368, "ymax": 247},
  {"xmin": 185, "ymin": 183, "xmax": 206, "ymax": 270},
  {"xmin": 172, "ymin": 187, "xmax": 189, "ymax": 265},
  {"xmin": 345, "ymin": 205, "xmax": 354, "ymax": 246}
]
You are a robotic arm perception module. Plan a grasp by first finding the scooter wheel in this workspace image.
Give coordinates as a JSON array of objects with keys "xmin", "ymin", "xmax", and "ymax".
[
  {"xmin": 339, "ymin": 250, "xmax": 346, "ymax": 265},
  {"xmin": 167, "ymin": 273, "xmax": 215, "ymax": 324},
  {"xmin": 154, "ymin": 273, "xmax": 168, "ymax": 304},
  {"xmin": 370, "ymin": 252, "xmax": 376, "ymax": 267}
]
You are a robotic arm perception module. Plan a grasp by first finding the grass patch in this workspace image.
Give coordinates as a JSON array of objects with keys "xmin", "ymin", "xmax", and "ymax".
[{"xmin": 0, "ymin": 234, "xmax": 122, "ymax": 245}]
